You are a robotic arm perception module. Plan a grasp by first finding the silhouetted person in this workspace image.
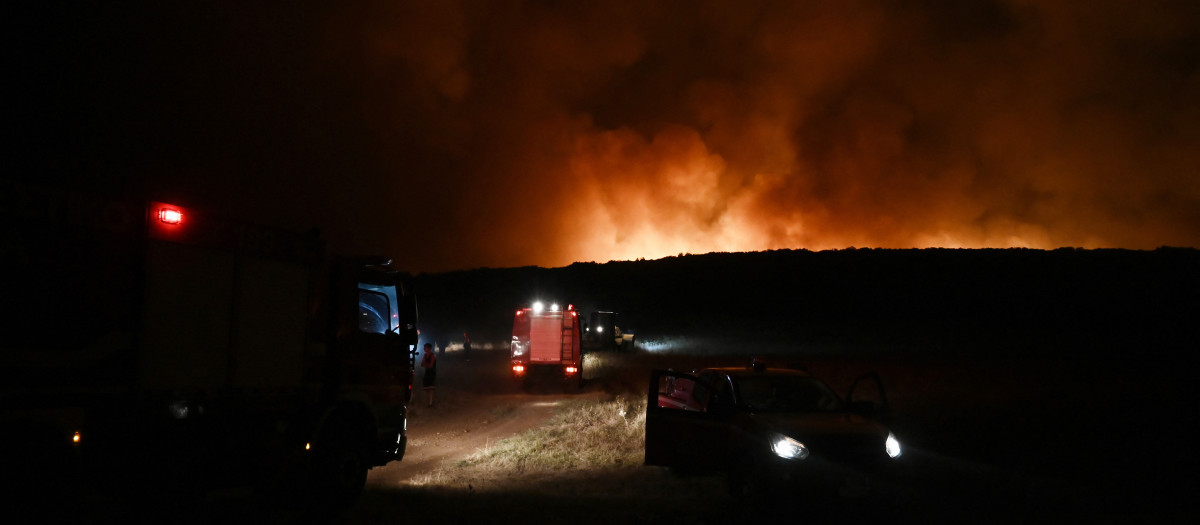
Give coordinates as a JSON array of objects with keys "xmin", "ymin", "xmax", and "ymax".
[
  {"xmin": 463, "ymin": 332, "xmax": 471, "ymax": 360},
  {"xmin": 421, "ymin": 342, "xmax": 437, "ymax": 407}
]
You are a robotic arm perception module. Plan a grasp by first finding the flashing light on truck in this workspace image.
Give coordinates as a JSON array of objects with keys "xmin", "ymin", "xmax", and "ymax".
[
  {"xmin": 147, "ymin": 201, "xmax": 191, "ymax": 241},
  {"xmin": 156, "ymin": 206, "xmax": 183, "ymax": 224}
]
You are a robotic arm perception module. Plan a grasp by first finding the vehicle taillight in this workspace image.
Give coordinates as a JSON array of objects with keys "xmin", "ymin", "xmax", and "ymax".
[
  {"xmin": 512, "ymin": 364, "xmax": 526, "ymax": 374},
  {"xmin": 564, "ymin": 366, "xmax": 578, "ymax": 375}
]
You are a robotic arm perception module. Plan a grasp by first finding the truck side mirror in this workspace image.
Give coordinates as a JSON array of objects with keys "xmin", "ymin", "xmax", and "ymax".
[{"xmin": 399, "ymin": 294, "xmax": 419, "ymax": 346}]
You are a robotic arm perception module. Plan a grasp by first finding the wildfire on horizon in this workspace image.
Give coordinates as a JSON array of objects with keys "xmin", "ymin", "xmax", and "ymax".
[
  {"xmin": 11, "ymin": 1, "xmax": 1200, "ymax": 272},
  {"xmin": 373, "ymin": 1, "xmax": 1200, "ymax": 271}
]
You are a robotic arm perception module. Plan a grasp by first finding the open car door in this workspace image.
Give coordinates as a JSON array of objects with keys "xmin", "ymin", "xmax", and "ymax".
[{"xmin": 645, "ymin": 370, "xmax": 729, "ymax": 471}]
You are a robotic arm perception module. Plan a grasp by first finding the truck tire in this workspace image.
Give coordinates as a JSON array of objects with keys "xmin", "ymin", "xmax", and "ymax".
[
  {"xmin": 3, "ymin": 421, "xmax": 81, "ymax": 509},
  {"xmin": 310, "ymin": 445, "xmax": 367, "ymax": 511},
  {"xmin": 306, "ymin": 404, "xmax": 374, "ymax": 512}
]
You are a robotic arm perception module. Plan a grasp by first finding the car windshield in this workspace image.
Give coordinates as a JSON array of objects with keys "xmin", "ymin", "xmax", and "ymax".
[{"xmin": 734, "ymin": 375, "xmax": 844, "ymax": 413}]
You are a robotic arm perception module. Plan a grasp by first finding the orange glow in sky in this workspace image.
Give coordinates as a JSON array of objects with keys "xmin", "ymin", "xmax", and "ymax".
[
  {"xmin": 333, "ymin": 0, "xmax": 1200, "ymax": 272},
  {"xmin": 15, "ymin": 2, "xmax": 1195, "ymax": 273}
]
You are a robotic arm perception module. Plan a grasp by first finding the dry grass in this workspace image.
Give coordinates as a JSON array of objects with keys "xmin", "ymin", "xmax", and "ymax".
[
  {"xmin": 409, "ymin": 395, "xmax": 648, "ymax": 494},
  {"xmin": 368, "ymin": 390, "xmax": 735, "ymax": 525}
]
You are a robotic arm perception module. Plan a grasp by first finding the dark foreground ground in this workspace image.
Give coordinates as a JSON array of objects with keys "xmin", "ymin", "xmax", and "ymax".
[
  {"xmin": 344, "ymin": 347, "xmax": 1194, "ymax": 524},
  {"xmin": 22, "ymin": 344, "xmax": 1193, "ymax": 524},
  {"xmin": 22, "ymin": 249, "xmax": 1196, "ymax": 523}
]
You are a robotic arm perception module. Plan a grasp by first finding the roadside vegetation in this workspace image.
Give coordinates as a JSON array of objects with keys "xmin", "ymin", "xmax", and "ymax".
[{"xmin": 408, "ymin": 395, "xmax": 647, "ymax": 492}]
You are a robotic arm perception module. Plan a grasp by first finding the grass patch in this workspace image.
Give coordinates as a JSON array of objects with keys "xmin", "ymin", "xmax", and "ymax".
[{"xmin": 411, "ymin": 396, "xmax": 648, "ymax": 494}]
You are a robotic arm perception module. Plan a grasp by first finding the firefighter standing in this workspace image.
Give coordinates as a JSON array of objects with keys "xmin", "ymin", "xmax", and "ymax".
[{"xmin": 421, "ymin": 342, "xmax": 437, "ymax": 407}]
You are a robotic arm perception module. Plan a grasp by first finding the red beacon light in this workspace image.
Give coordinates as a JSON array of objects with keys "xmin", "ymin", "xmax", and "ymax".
[
  {"xmin": 147, "ymin": 201, "xmax": 189, "ymax": 241},
  {"xmin": 157, "ymin": 207, "xmax": 183, "ymax": 225}
]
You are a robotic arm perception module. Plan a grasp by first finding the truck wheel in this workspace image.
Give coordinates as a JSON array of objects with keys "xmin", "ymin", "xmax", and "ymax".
[{"xmin": 310, "ymin": 445, "xmax": 367, "ymax": 511}]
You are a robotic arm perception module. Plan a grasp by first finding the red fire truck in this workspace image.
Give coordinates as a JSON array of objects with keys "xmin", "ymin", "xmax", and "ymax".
[
  {"xmin": 1, "ymin": 180, "xmax": 418, "ymax": 513},
  {"xmin": 510, "ymin": 302, "xmax": 583, "ymax": 390}
]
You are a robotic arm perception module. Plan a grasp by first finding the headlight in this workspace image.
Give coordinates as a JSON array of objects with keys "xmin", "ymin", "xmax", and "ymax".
[
  {"xmin": 771, "ymin": 435, "xmax": 809, "ymax": 460},
  {"xmin": 886, "ymin": 432, "xmax": 902, "ymax": 458}
]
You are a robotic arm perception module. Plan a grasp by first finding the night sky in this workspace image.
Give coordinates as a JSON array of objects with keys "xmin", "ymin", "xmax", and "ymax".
[{"xmin": 10, "ymin": 1, "xmax": 1200, "ymax": 273}]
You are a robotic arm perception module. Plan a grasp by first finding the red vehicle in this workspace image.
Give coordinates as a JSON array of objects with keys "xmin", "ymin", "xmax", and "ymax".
[
  {"xmin": 510, "ymin": 302, "xmax": 583, "ymax": 389},
  {"xmin": 1, "ymin": 181, "xmax": 418, "ymax": 511}
]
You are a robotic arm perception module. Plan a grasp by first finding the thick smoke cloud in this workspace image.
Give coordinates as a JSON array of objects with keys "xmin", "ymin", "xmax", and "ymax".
[
  {"xmin": 329, "ymin": 0, "xmax": 1199, "ymax": 271},
  {"xmin": 13, "ymin": 1, "xmax": 1198, "ymax": 272}
]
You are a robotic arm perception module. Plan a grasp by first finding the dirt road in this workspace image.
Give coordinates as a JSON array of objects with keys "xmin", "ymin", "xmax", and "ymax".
[
  {"xmin": 366, "ymin": 392, "xmax": 601, "ymax": 489},
  {"xmin": 365, "ymin": 350, "xmax": 604, "ymax": 489}
]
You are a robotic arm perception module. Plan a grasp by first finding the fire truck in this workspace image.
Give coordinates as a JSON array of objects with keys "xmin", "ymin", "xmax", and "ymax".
[
  {"xmin": 0, "ymin": 180, "xmax": 418, "ymax": 512},
  {"xmin": 510, "ymin": 302, "xmax": 583, "ymax": 390}
]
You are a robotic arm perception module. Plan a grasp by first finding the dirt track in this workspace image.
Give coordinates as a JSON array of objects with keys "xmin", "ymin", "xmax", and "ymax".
[
  {"xmin": 363, "ymin": 350, "xmax": 607, "ymax": 489},
  {"xmin": 366, "ymin": 390, "xmax": 602, "ymax": 490}
]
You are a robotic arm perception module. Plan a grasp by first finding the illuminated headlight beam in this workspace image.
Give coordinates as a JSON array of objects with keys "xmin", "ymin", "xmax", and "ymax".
[
  {"xmin": 886, "ymin": 432, "xmax": 902, "ymax": 458},
  {"xmin": 772, "ymin": 436, "xmax": 809, "ymax": 460}
]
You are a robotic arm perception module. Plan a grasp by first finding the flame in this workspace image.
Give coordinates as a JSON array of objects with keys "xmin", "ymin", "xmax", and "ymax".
[
  {"xmin": 348, "ymin": 0, "xmax": 1200, "ymax": 271},
  {"xmin": 43, "ymin": 1, "xmax": 1193, "ymax": 273}
]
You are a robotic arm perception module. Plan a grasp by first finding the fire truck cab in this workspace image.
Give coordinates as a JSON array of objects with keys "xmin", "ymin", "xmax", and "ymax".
[
  {"xmin": 510, "ymin": 302, "xmax": 583, "ymax": 390},
  {"xmin": 1, "ymin": 181, "xmax": 418, "ymax": 513}
]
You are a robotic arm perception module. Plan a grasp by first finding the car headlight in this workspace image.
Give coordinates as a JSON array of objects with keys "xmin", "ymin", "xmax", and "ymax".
[
  {"xmin": 771, "ymin": 435, "xmax": 809, "ymax": 460},
  {"xmin": 886, "ymin": 432, "xmax": 902, "ymax": 458}
]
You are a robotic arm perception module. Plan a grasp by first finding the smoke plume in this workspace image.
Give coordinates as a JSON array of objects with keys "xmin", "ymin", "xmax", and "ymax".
[{"xmin": 13, "ymin": 1, "xmax": 1199, "ymax": 272}]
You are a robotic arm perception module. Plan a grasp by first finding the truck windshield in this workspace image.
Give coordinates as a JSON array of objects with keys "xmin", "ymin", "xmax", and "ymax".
[{"xmin": 357, "ymin": 286, "xmax": 396, "ymax": 334}]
